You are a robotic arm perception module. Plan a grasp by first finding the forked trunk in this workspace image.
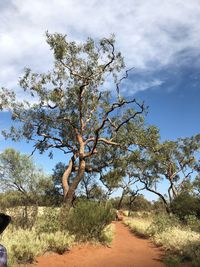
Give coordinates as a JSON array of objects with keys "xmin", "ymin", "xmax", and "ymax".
[{"xmin": 63, "ymin": 158, "xmax": 86, "ymax": 207}]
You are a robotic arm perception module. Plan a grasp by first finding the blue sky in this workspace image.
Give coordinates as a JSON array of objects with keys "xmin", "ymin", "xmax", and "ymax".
[{"xmin": 0, "ymin": 1, "xmax": 200, "ymax": 200}]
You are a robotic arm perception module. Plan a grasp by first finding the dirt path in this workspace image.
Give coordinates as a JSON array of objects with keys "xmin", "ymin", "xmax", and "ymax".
[{"xmin": 29, "ymin": 222, "xmax": 166, "ymax": 267}]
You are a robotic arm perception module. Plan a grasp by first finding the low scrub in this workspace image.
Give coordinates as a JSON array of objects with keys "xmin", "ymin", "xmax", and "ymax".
[
  {"xmin": 100, "ymin": 223, "xmax": 115, "ymax": 246},
  {"xmin": 5, "ymin": 206, "xmax": 38, "ymax": 229},
  {"xmin": 35, "ymin": 207, "xmax": 60, "ymax": 234},
  {"xmin": 124, "ymin": 217, "xmax": 151, "ymax": 238},
  {"xmin": 1, "ymin": 226, "xmax": 75, "ymax": 266},
  {"xmin": 147, "ymin": 213, "xmax": 180, "ymax": 236},
  {"xmin": 66, "ymin": 201, "xmax": 115, "ymax": 242},
  {"xmin": 153, "ymin": 227, "xmax": 200, "ymax": 267},
  {"xmin": 1, "ymin": 203, "xmax": 116, "ymax": 266},
  {"xmin": 184, "ymin": 215, "xmax": 200, "ymax": 232}
]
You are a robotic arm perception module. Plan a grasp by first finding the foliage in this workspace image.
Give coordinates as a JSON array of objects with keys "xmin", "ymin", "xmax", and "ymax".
[
  {"xmin": 171, "ymin": 192, "xmax": 200, "ymax": 220},
  {"xmin": 163, "ymin": 255, "xmax": 181, "ymax": 267},
  {"xmin": 79, "ymin": 174, "xmax": 106, "ymax": 201},
  {"xmin": 153, "ymin": 227, "xmax": 200, "ymax": 267},
  {"xmin": 0, "ymin": 148, "xmax": 51, "ymax": 205},
  {"xmin": 66, "ymin": 200, "xmax": 115, "ymax": 241},
  {"xmin": 40, "ymin": 231, "xmax": 75, "ymax": 254},
  {"xmin": 47, "ymin": 162, "xmax": 66, "ymax": 197},
  {"xmin": 152, "ymin": 199, "xmax": 167, "ymax": 213},
  {"xmin": 193, "ymin": 175, "xmax": 200, "ymax": 196},
  {"xmin": 35, "ymin": 207, "xmax": 60, "ymax": 234},
  {"xmin": 147, "ymin": 213, "xmax": 180, "ymax": 236},
  {"xmin": 6, "ymin": 205, "xmax": 38, "ymax": 229},
  {"xmin": 100, "ymin": 223, "xmax": 115, "ymax": 246},
  {"xmin": 128, "ymin": 195, "xmax": 152, "ymax": 211},
  {"xmin": 1, "ymin": 227, "xmax": 75, "ymax": 266},
  {"xmin": 127, "ymin": 134, "xmax": 200, "ymax": 213},
  {"xmin": 0, "ymin": 191, "xmax": 25, "ymax": 209},
  {"xmin": 1, "ymin": 32, "xmax": 147, "ymax": 205},
  {"xmin": 184, "ymin": 215, "xmax": 200, "ymax": 232}
]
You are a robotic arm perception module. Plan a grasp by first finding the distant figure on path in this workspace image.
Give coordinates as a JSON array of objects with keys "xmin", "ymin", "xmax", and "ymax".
[
  {"xmin": 115, "ymin": 210, "xmax": 119, "ymax": 221},
  {"xmin": 0, "ymin": 214, "xmax": 11, "ymax": 267}
]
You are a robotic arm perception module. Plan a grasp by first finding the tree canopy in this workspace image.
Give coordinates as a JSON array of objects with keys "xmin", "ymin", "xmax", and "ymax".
[{"xmin": 1, "ymin": 33, "xmax": 147, "ymax": 206}]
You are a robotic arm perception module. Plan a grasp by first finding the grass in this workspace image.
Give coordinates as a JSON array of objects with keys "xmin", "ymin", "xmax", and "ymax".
[
  {"xmin": 124, "ymin": 217, "xmax": 151, "ymax": 238},
  {"xmin": 1, "ymin": 205, "xmax": 116, "ymax": 266},
  {"xmin": 1, "ymin": 226, "xmax": 75, "ymax": 266},
  {"xmin": 1, "ymin": 224, "xmax": 115, "ymax": 266},
  {"xmin": 100, "ymin": 223, "xmax": 115, "ymax": 246}
]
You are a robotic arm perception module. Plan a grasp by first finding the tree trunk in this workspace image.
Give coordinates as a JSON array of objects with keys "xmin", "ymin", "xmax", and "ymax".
[
  {"xmin": 64, "ymin": 158, "xmax": 86, "ymax": 207},
  {"xmin": 118, "ymin": 189, "xmax": 126, "ymax": 209},
  {"xmin": 62, "ymin": 157, "xmax": 74, "ymax": 199}
]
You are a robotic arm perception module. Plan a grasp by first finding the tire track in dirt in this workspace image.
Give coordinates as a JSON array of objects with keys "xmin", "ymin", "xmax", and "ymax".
[{"xmin": 29, "ymin": 222, "xmax": 166, "ymax": 267}]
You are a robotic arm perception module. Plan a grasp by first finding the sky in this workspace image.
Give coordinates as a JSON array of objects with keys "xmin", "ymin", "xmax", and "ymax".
[{"xmin": 0, "ymin": 0, "xmax": 200, "ymax": 200}]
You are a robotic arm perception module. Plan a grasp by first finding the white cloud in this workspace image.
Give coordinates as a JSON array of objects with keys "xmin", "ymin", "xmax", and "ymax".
[{"xmin": 0, "ymin": 0, "xmax": 200, "ymax": 95}]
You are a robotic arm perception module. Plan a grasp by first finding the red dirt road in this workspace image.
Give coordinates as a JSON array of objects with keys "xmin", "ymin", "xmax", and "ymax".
[{"xmin": 29, "ymin": 222, "xmax": 166, "ymax": 267}]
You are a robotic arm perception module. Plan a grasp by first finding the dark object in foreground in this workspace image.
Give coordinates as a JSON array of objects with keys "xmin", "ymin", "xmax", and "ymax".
[
  {"xmin": 0, "ymin": 214, "xmax": 11, "ymax": 234},
  {"xmin": 0, "ymin": 213, "xmax": 11, "ymax": 267}
]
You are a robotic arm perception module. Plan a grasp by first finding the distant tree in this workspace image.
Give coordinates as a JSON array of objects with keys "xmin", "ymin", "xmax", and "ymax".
[
  {"xmin": 127, "ymin": 194, "xmax": 152, "ymax": 212},
  {"xmin": 48, "ymin": 162, "xmax": 66, "ymax": 197},
  {"xmin": 79, "ymin": 173, "xmax": 106, "ymax": 201},
  {"xmin": 0, "ymin": 148, "xmax": 50, "ymax": 205},
  {"xmin": 193, "ymin": 175, "xmax": 200, "ymax": 197},
  {"xmin": 133, "ymin": 134, "xmax": 200, "ymax": 212},
  {"xmin": 1, "ymin": 33, "xmax": 145, "ymax": 207}
]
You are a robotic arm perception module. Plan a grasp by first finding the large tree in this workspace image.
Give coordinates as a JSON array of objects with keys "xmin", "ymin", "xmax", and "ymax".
[{"xmin": 1, "ymin": 33, "xmax": 145, "ymax": 207}]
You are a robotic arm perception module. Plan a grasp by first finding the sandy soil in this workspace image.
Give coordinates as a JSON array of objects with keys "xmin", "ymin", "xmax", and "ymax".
[{"xmin": 29, "ymin": 222, "xmax": 167, "ymax": 267}]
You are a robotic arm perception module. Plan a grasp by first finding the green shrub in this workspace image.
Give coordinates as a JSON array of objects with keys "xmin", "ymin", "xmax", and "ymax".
[
  {"xmin": 40, "ymin": 231, "xmax": 75, "ymax": 254},
  {"xmin": 100, "ymin": 224, "xmax": 115, "ymax": 245},
  {"xmin": 171, "ymin": 193, "xmax": 200, "ymax": 220},
  {"xmin": 2, "ymin": 226, "xmax": 75, "ymax": 265},
  {"xmin": 35, "ymin": 207, "xmax": 60, "ymax": 234},
  {"xmin": 147, "ymin": 213, "xmax": 180, "ymax": 236},
  {"xmin": 66, "ymin": 201, "xmax": 115, "ymax": 242},
  {"xmin": 6, "ymin": 205, "xmax": 38, "ymax": 229},
  {"xmin": 2, "ymin": 228, "xmax": 45, "ymax": 265},
  {"xmin": 163, "ymin": 255, "xmax": 181, "ymax": 267},
  {"xmin": 184, "ymin": 215, "xmax": 200, "ymax": 232}
]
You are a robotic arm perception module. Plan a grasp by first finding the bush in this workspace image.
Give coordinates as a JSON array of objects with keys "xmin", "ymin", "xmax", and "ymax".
[
  {"xmin": 40, "ymin": 231, "xmax": 75, "ymax": 254},
  {"xmin": 100, "ymin": 224, "xmax": 115, "ymax": 245},
  {"xmin": 6, "ymin": 205, "xmax": 38, "ymax": 229},
  {"xmin": 153, "ymin": 227, "xmax": 200, "ymax": 266},
  {"xmin": 147, "ymin": 213, "xmax": 180, "ymax": 236},
  {"xmin": 184, "ymin": 215, "xmax": 200, "ymax": 232},
  {"xmin": 2, "ymin": 226, "xmax": 75, "ymax": 266},
  {"xmin": 130, "ymin": 195, "xmax": 152, "ymax": 211},
  {"xmin": 171, "ymin": 193, "xmax": 200, "ymax": 220},
  {"xmin": 66, "ymin": 201, "xmax": 115, "ymax": 242},
  {"xmin": 35, "ymin": 207, "xmax": 60, "ymax": 234}
]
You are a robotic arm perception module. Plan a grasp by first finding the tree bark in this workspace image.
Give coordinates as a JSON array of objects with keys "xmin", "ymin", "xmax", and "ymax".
[
  {"xmin": 62, "ymin": 157, "xmax": 74, "ymax": 199},
  {"xmin": 64, "ymin": 158, "xmax": 86, "ymax": 207},
  {"xmin": 118, "ymin": 189, "xmax": 126, "ymax": 209}
]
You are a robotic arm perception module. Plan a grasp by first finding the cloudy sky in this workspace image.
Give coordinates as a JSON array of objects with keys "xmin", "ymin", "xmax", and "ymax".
[{"xmin": 0, "ymin": 1, "xmax": 200, "ymax": 198}]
